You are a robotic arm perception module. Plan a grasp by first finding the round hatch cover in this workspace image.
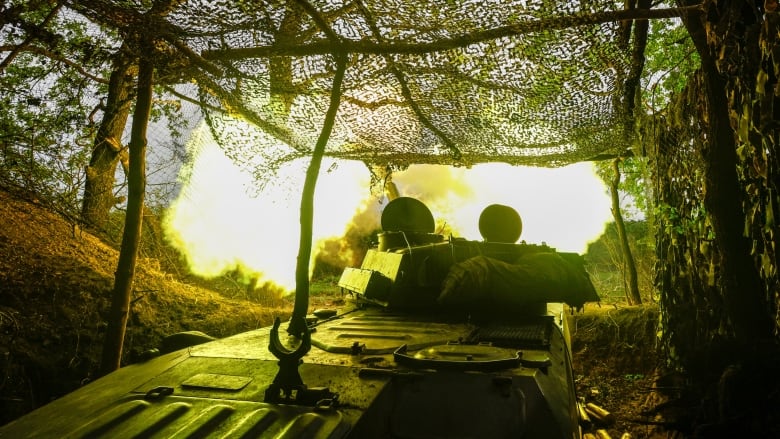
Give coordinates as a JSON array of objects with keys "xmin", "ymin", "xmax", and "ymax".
[
  {"xmin": 381, "ymin": 197, "xmax": 436, "ymax": 233},
  {"xmin": 479, "ymin": 204, "xmax": 523, "ymax": 243}
]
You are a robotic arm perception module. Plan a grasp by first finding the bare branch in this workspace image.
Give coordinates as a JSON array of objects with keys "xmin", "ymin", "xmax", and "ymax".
[
  {"xmin": 342, "ymin": 95, "xmax": 406, "ymax": 110},
  {"xmin": 293, "ymin": 0, "xmax": 344, "ymax": 45},
  {"xmin": 0, "ymin": 2, "xmax": 62, "ymax": 72},
  {"xmin": 0, "ymin": 43, "xmax": 109, "ymax": 84},
  {"xmin": 161, "ymin": 85, "xmax": 225, "ymax": 114},
  {"xmin": 194, "ymin": 72, "xmax": 309, "ymax": 153}
]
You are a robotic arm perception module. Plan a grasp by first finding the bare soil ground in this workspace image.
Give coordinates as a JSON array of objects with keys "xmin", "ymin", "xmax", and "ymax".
[
  {"xmin": 0, "ymin": 189, "xmax": 676, "ymax": 437},
  {"xmin": 570, "ymin": 303, "xmax": 679, "ymax": 438}
]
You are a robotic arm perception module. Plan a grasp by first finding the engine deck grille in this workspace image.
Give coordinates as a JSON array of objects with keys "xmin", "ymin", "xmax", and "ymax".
[{"xmin": 471, "ymin": 317, "xmax": 552, "ymax": 348}]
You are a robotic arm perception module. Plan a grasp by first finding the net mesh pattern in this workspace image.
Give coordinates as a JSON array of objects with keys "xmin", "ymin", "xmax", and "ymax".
[{"xmin": 65, "ymin": 0, "xmax": 674, "ymax": 182}]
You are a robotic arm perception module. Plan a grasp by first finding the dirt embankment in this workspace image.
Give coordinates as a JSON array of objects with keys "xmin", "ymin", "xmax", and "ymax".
[
  {"xmin": 0, "ymin": 189, "xmax": 292, "ymax": 425},
  {"xmin": 570, "ymin": 304, "xmax": 674, "ymax": 438}
]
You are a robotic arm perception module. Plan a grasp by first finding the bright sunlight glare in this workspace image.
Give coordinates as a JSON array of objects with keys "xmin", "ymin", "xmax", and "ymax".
[
  {"xmin": 165, "ymin": 127, "xmax": 612, "ymax": 292},
  {"xmin": 164, "ymin": 127, "xmax": 371, "ymax": 291},
  {"xmin": 390, "ymin": 163, "xmax": 612, "ymax": 252}
]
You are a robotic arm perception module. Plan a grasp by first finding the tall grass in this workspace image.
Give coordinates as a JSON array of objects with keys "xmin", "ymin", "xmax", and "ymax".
[{"xmin": 585, "ymin": 221, "xmax": 655, "ymax": 305}]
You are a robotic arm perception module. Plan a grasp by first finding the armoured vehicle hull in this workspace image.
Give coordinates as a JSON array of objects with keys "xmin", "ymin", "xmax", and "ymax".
[
  {"xmin": 0, "ymin": 304, "xmax": 579, "ymax": 438},
  {"xmin": 0, "ymin": 198, "xmax": 596, "ymax": 438}
]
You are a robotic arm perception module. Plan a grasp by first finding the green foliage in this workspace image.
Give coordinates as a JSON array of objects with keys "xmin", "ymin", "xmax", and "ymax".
[
  {"xmin": 594, "ymin": 156, "xmax": 653, "ymax": 221},
  {"xmin": 643, "ymin": 17, "xmax": 700, "ymax": 111},
  {"xmin": 0, "ymin": 2, "xmax": 118, "ymax": 214},
  {"xmin": 151, "ymin": 88, "xmax": 190, "ymax": 142},
  {"xmin": 0, "ymin": 3, "xmax": 192, "ymax": 216},
  {"xmin": 586, "ymin": 221, "xmax": 654, "ymax": 262},
  {"xmin": 585, "ymin": 220, "xmax": 655, "ymax": 303},
  {"xmin": 654, "ymin": 202, "xmax": 710, "ymax": 239},
  {"xmin": 0, "ymin": 55, "xmax": 94, "ymax": 213}
]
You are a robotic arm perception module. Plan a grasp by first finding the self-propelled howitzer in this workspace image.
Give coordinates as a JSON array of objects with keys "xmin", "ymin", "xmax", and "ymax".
[{"xmin": 0, "ymin": 197, "xmax": 599, "ymax": 439}]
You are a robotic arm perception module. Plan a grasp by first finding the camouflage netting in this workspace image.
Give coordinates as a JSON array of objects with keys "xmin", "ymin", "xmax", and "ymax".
[
  {"xmin": 67, "ymin": 0, "xmax": 693, "ymax": 182},
  {"xmin": 650, "ymin": 74, "xmax": 723, "ymax": 370},
  {"xmin": 649, "ymin": 11, "xmax": 780, "ymax": 370}
]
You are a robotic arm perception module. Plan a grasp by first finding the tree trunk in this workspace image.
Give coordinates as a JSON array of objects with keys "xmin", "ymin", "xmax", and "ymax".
[
  {"xmin": 288, "ymin": 53, "xmax": 346, "ymax": 337},
  {"xmin": 610, "ymin": 158, "xmax": 641, "ymax": 305},
  {"xmin": 81, "ymin": 48, "xmax": 135, "ymax": 230},
  {"xmin": 682, "ymin": 3, "xmax": 773, "ymax": 341},
  {"xmin": 99, "ymin": 53, "xmax": 153, "ymax": 375}
]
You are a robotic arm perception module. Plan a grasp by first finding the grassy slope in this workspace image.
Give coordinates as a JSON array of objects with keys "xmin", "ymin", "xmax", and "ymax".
[{"xmin": 0, "ymin": 189, "xmax": 294, "ymax": 425}]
